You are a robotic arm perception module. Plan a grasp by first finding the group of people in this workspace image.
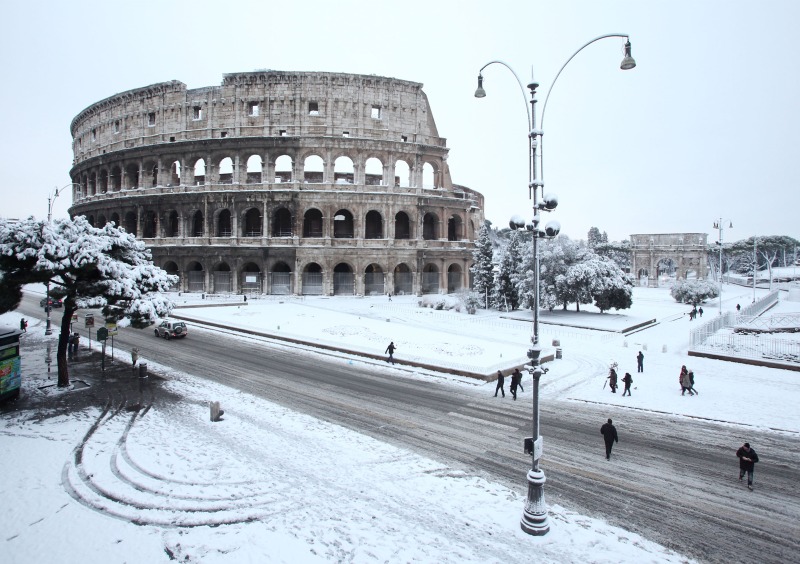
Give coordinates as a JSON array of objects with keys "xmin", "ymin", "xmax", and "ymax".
[
  {"xmin": 679, "ymin": 365, "xmax": 698, "ymax": 395},
  {"xmin": 688, "ymin": 306, "xmax": 704, "ymax": 320},
  {"xmin": 493, "ymin": 368, "xmax": 525, "ymax": 400},
  {"xmin": 607, "ymin": 359, "xmax": 638, "ymax": 397}
]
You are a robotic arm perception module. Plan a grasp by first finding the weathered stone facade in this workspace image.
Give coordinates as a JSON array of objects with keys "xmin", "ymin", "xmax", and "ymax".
[
  {"xmin": 68, "ymin": 71, "xmax": 484, "ymax": 296},
  {"xmin": 630, "ymin": 233, "xmax": 708, "ymax": 287}
]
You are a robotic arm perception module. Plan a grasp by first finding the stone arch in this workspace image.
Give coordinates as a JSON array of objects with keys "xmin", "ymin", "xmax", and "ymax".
[
  {"xmin": 303, "ymin": 208, "xmax": 324, "ymax": 237},
  {"xmin": 144, "ymin": 160, "xmax": 158, "ymax": 187},
  {"xmin": 302, "ymin": 262, "xmax": 324, "ymax": 295},
  {"xmin": 124, "ymin": 211, "xmax": 137, "ymax": 235},
  {"xmin": 364, "ymin": 210, "xmax": 383, "ymax": 239},
  {"xmin": 423, "ymin": 212, "xmax": 439, "ymax": 240},
  {"xmin": 86, "ymin": 214, "xmax": 95, "ymax": 227},
  {"xmin": 193, "ymin": 158, "xmax": 206, "ymax": 185},
  {"xmin": 191, "ymin": 210, "xmax": 204, "ymax": 236},
  {"xmin": 216, "ymin": 209, "xmax": 232, "ymax": 237},
  {"xmin": 422, "ymin": 263, "xmax": 440, "ymax": 294},
  {"xmin": 272, "ymin": 207, "xmax": 293, "ymax": 237},
  {"xmin": 99, "ymin": 169, "xmax": 109, "ymax": 193},
  {"xmin": 142, "ymin": 210, "xmax": 157, "ymax": 238},
  {"xmin": 447, "ymin": 214, "xmax": 463, "ymax": 241},
  {"xmin": 393, "ymin": 263, "xmax": 413, "ymax": 295},
  {"xmin": 170, "ymin": 160, "xmax": 181, "ymax": 186},
  {"xmin": 111, "ymin": 166, "xmax": 122, "ymax": 191},
  {"xmin": 365, "ymin": 157, "xmax": 383, "ymax": 185},
  {"xmin": 303, "ymin": 154, "xmax": 324, "ymax": 183},
  {"xmin": 394, "ymin": 159, "xmax": 410, "ymax": 187},
  {"xmin": 334, "ymin": 155, "xmax": 354, "ymax": 184},
  {"xmin": 630, "ymin": 233, "xmax": 709, "ymax": 288},
  {"xmin": 110, "ymin": 212, "xmax": 120, "ymax": 227},
  {"xmin": 97, "ymin": 214, "xmax": 107, "ymax": 227},
  {"xmin": 242, "ymin": 207, "xmax": 262, "ymax": 237},
  {"xmin": 212, "ymin": 261, "xmax": 232, "ymax": 293},
  {"xmin": 270, "ymin": 261, "xmax": 293, "ymax": 295},
  {"xmin": 165, "ymin": 210, "xmax": 179, "ymax": 237},
  {"xmin": 241, "ymin": 262, "xmax": 262, "ymax": 293},
  {"xmin": 422, "ymin": 162, "xmax": 437, "ymax": 189},
  {"xmin": 333, "ymin": 262, "xmax": 355, "ymax": 295},
  {"xmin": 333, "ymin": 209, "xmax": 354, "ymax": 238},
  {"xmin": 447, "ymin": 263, "xmax": 463, "ymax": 293},
  {"xmin": 395, "ymin": 211, "xmax": 412, "ymax": 239},
  {"xmin": 218, "ymin": 156, "xmax": 234, "ymax": 184},
  {"xmin": 125, "ymin": 163, "xmax": 139, "ymax": 189},
  {"xmin": 364, "ymin": 263, "xmax": 385, "ymax": 296},
  {"xmin": 246, "ymin": 154, "xmax": 263, "ymax": 184},
  {"xmin": 275, "ymin": 154, "xmax": 292, "ymax": 182},
  {"xmin": 187, "ymin": 261, "xmax": 205, "ymax": 292},
  {"xmin": 163, "ymin": 260, "xmax": 180, "ymax": 290}
]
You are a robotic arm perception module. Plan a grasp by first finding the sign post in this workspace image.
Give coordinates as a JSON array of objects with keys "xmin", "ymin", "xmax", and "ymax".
[{"xmin": 96, "ymin": 327, "xmax": 108, "ymax": 372}]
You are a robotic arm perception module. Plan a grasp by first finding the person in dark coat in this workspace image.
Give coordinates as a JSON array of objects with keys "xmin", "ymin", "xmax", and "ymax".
[
  {"xmin": 688, "ymin": 370, "xmax": 698, "ymax": 395},
  {"xmin": 510, "ymin": 368, "xmax": 523, "ymax": 400},
  {"xmin": 621, "ymin": 372, "xmax": 633, "ymax": 396},
  {"xmin": 736, "ymin": 442, "xmax": 759, "ymax": 490},
  {"xmin": 679, "ymin": 365, "xmax": 694, "ymax": 395},
  {"xmin": 607, "ymin": 368, "xmax": 618, "ymax": 393},
  {"xmin": 513, "ymin": 367, "xmax": 524, "ymax": 393},
  {"xmin": 385, "ymin": 341, "xmax": 396, "ymax": 364},
  {"xmin": 636, "ymin": 350, "xmax": 644, "ymax": 373},
  {"xmin": 20, "ymin": 318, "xmax": 27, "ymax": 332},
  {"xmin": 698, "ymin": 307, "xmax": 704, "ymax": 317},
  {"xmin": 494, "ymin": 370, "xmax": 505, "ymax": 398},
  {"xmin": 600, "ymin": 418, "xmax": 618, "ymax": 460}
]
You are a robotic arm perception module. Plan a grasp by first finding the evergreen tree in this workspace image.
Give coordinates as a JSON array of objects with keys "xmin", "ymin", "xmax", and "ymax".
[
  {"xmin": 470, "ymin": 221, "xmax": 495, "ymax": 308},
  {"xmin": 492, "ymin": 230, "xmax": 522, "ymax": 310},
  {"xmin": 587, "ymin": 227, "xmax": 603, "ymax": 249}
]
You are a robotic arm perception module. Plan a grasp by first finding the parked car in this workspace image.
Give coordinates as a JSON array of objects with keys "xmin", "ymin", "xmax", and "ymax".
[
  {"xmin": 39, "ymin": 297, "xmax": 63, "ymax": 308},
  {"xmin": 154, "ymin": 319, "xmax": 188, "ymax": 340}
]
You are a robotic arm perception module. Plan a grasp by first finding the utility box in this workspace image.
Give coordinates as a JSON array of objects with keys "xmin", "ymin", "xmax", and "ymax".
[{"xmin": 0, "ymin": 326, "xmax": 23, "ymax": 403}]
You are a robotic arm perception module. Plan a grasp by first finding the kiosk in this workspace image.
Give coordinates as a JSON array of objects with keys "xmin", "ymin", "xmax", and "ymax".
[{"xmin": 0, "ymin": 326, "xmax": 23, "ymax": 402}]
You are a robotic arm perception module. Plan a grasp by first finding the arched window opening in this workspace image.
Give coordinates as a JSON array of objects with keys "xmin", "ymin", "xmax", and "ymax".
[
  {"xmin": 303, "ymin": 209, "xmax": 323, "ymax": 237},
  {"xmin": 110, "ymin": 213, "xmax": 120, "ymax": 227},
  {"xmin": 241, "ymin": 262, "xmax": 261, "ymax": 294},
  {"xmin": 422, "ymin": 162, "xmax": 436, "ymax": 189},
  {"xmin": 271, "ymin": 261, "xmax": 293, "ymax": 295},
  {"xmin": 422, "ymin": 264, "xmax": 440, "ymax": 294},
  {"xmin": 99, "ymin": 169, "xmax": 109, "ymax": 193},
  {"xmin": 170, "ymin": 161, "xmax": 181, "ymax": 186},
  {"xmin": 87, "ymin": 215, "xmax": 95, "ymax": 227},
  {"xmin": 302, "ymin": 262, "xmax": 324, "ymax": 295},
  {"xmin": 243, "ymin": 208, "xmax": 262, "ymax": 237},
  {"xmin": 394, "ymin": 211, "xmax": 411, "ymax": 240},
  {"xmin": 423, "ymin": 213, "xmax": 438, "ymax": 240},
  {"xmin": 246, "ymin": 155, "xmax": 263, "ymax": 184},
  {"xmin": 365, "ymin": 157, "xmax": 383, "ymax": 186},
  {"xmin": 275, "ymin": 155, "xmax": 292, "ymax": 183},
  {"xmin": 193, "ymin": 159, "xmax": 206, "ymax": 185},
  {"xmin": 192, "ymin": 211, "xmax": 204, "ymax": 237},
  {"xmin": 394, "ymin": 160, "xmax": 410, "ymax": 187},
  {"xmin": 97, "ymin": 215, "xmax": 107, "ymax": 227},
  {"xmin": 213, "ymin": 262, "xmax": 232, "ymax": 293},
  {"xmin": 272, "ymin": 208, "xmax": 293, "ymax": 237},
  {"xmin": 143, "ymin": 211, "xmax": 157, "ymax": 238},
  {"xmin": 394, "ymin": 263, "xmax": 413, "ymax": 295},
  {"xmin": 125, "ymin": 163, "xmax": 139, "ymax": 189},
  {"xmin": 217, "ymin": 209, "xmax": 232, "ymax": 237},
  {"xmin": 334, "ymin": 156, "xmax": 354, "ymax": 184},
  {"xmin": 89, "ymin": 172, "xmax": 96, "ymax": 195},
  {"xmin": 303, "ymin": 155, "xmax": 324, "ymax": 183},
  {"xmin": 333, "ymin": 209, "xmax": 354, "ymax": 239},
  {"xmin": 364, "ymin": 264, "xmax": 385, "ymax": 296},
  {"xmin": 218, "ymin": 157, "xmax": 234, "ymax": 184},
  {"xmin": 166, "ymin": 211, "xmax": 179, "ymax": 237},
  {"xmin": 656, "ymin": 258, "xmax": 676, "ymax": 287},
  {"xmin": 187, "ymin": 261, "xmax": 205, "ymax": 292},
  {"xmin": 364, "ymin": 210, "xmax": 383, "ymax": 239},
  {"xmin": 110, "ymin": 166, "xmax": 122, "ymax": 191},
  {"xmin": 447, "ymin": 264, "xmax": 463, "ymax": 293},
  {"xmin": 163, "ymin": 261, "xmax": 180, "ymax": 290},
  {"xmin": 333, "ymin": 263, "xmax": 354, "ymax": 295},
  {"xmin": 124, "ymin": 212, "xmax": 137, "ymax": 235},
  {"xmin": 447, "ymin": 215, "xmax": 463, "ymax": 241}
]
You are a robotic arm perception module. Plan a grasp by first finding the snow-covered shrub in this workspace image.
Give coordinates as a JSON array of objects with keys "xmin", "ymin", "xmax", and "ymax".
[{"xmin": 670, "ymin": 279, "xmax": 719, "ymax": 305}]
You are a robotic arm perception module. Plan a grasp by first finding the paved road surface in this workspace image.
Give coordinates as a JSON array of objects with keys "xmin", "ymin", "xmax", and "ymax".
[{"xmin": 20, "ymin": 297, "xmax": 800, "ymax": 564}]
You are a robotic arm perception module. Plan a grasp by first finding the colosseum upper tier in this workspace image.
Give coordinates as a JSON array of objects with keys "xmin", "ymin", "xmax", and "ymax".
[{"xmin": 68, "ymin": 71, "xmax": 484, "ymax": 296}]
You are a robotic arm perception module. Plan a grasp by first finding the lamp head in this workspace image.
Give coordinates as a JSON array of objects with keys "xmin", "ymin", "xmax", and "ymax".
[
  {"xmin": 474, "ymin": 74, "xmax": 486, "ymax": 98},
  {"xmin": 544, "ymin": 220, "xmax": 561, "ymax": 238},
  {"xmin": 620, "ymin": 40, "xmax": 636, "ymax": 70},
  {"xmin": 509, "ymin": 214, "xmax": 526, "ymax": 230},
  {"xmin": 541, "ymin": 193, "xmax": 559, "ymax": 211}
]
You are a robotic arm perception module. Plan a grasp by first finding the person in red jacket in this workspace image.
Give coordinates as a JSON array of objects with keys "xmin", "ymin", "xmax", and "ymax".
[{"xmin": 737, "ymin": 442, "xmax": 759, "ymax": 490}]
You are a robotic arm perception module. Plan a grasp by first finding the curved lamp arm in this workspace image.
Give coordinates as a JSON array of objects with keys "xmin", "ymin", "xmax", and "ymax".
[
  {"xmin": 476, "ymin": 60, "xmax": 532, "ymax": 130},
  {"xmin": 48, "ymin": 182, "xmax": 80, "ymax": 221}
]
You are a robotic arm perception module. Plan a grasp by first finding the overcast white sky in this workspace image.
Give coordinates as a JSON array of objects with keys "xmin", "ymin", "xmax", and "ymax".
[{"xmin": 2, "ymin": 0, "xmax": 798, "ymax": 242}]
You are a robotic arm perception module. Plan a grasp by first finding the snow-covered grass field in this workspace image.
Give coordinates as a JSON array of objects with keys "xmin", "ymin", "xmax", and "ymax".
[{"xmin": 2, "ymin": 282, "xmax": 799, "ymax": 563}]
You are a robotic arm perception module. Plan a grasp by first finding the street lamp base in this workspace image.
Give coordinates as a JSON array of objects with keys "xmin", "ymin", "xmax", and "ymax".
[
  {"xmin": 44, "ymin": 329, "xmax": 52, "ymax": 335},
  {"xmin": 520, "ymin": 467, "xmax": 550, "ymax": 535}
]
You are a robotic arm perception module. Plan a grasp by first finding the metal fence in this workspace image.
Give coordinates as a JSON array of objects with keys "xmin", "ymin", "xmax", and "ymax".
[
  {"xmin": 364, "ymin": 273, "xmax": 385, "ymax": 296},
  {"xmin": 187, "ymin": 271, "xmax": 205, "ymax": 292}
]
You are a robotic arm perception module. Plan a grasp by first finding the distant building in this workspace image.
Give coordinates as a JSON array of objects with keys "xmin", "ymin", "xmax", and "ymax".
[
  {"xmin": 68, "ymin": 71, "xmax": 484, "ymax": 296},
  {"xmin": 630, "ymin": 233, "xmax": 708, "ymax": 287}
]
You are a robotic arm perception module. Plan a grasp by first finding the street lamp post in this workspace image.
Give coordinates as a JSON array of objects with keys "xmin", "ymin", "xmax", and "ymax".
[
  {"xmin": 44, "ymin": 183, "xmax": 78, "ymax": 335},
  {"xmin": 475, "ymin": 34, "xmax": 636, "ymax": 536},
  {"xmin": 713, "ymin": 219, "xmax": 732, "ymax": 316}
]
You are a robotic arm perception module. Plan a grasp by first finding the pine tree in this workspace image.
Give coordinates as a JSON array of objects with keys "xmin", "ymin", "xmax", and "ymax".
[
  {"xmin": 470, "ymin": 221, "xmax": 495, "ymax": 308},
  {"xmin": 492, "ymin": 231, "xmax": 522, "ymax": 310}
]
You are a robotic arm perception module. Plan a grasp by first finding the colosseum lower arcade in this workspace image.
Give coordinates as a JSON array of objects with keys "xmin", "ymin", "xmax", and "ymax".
[{"xmin": 68, "ymin": 71, "xmax": 484, "ymax": 296}]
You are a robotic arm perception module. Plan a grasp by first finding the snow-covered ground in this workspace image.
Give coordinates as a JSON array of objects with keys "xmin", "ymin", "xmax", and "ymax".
[{"xmin": 2, "ymin": 283, "xmax": 799, "ymax": 563}]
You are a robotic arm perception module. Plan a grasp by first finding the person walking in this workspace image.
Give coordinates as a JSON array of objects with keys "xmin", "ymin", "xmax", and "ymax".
[
  {"xmin": 736, "ymin": 442, "xmax": 759, "ymax": 490},
  {"xmin": 385, "ymin": 341, "xmax": 396, "ymax": 364},
  {"xmin": 19, "ymin": 318, "xmax": 27, "ymax": 332},
  {"xmin": 607, "ymin": 367, "xmax": 618, "ymax": 393},
  {"xmin": 512, "ymin": 367, "xmax": 524, "ymax": 393},
  {"xmin": 636, "ymin": 350, "xmax": 644, "ymax": 373},
  {"xmin": 688, "ymin": 369, "xmax": 698, "ymax": 395},
  {"xmin": 494, "ymin": 370, "xmax": 505, "ymax": 398},
  {"xmin": 509, "ymin": 371, "xmax": 518, "ymax": 400},
  {"xmin": 621, "ymin": 372, "xmax": 633, "ymax": 396},
  {"xmin": 600, "ymin": 418, "xmax": 618, "ymax": 460},
  {"xmin": 698, "ymin": 306, "xmax": 704, "ymax": 317},
  {"xmin": 680, "ymin": 365, "xmax": 694, "ymax": 395}
]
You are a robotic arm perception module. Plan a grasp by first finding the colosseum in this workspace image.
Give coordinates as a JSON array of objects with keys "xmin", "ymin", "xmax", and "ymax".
[{"xmin": 68, "ymin": 71, "xmax": 485, "ymax": 297}]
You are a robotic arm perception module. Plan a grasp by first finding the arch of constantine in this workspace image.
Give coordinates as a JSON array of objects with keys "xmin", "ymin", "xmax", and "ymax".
[{"xmin": 630, "ymin": 233, "xmax": 708, "ymax": 287}]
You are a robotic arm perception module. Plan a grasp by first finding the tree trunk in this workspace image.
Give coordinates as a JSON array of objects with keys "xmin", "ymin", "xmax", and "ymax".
[{"xmin": 57, "ymin": 305, "xmax": 76, "ymax": 388}]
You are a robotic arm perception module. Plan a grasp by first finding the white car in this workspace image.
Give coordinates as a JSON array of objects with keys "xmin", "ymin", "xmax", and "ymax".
[{"xmin": 153, "ymin": 319, "xmax": 188, "ymax": 340}]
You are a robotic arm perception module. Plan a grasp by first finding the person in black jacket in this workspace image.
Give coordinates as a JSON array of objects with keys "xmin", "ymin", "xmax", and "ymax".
[
  {"xmin": 621, "ymin": 372, "xmax": 633, "ymax": 396},
  {"xmin": 600, "ymin": 418, "xmax": 618, "ymax": 460},
  {"xmin": 385, "ymin": 341, "xmax": 396, "ymax": 364},
  {"xmin": 494, "ymin": 370, "xmax": 505, "ymax": 398},
  {"xmin": 737, "ymin": 442, "xmax": 759, "ymax": 490},
  {"xmin": 636, "ymin": 350, "xmax": 644, "ymax": 372}
]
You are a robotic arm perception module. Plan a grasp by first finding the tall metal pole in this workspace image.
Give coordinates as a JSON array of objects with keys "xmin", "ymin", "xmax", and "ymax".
[
  {"xmin": 718, "ymin": 219, "xmax": 723, "ymax": 316},
  {"xmin": 753, "ymin": 236, "xmax": 757, "ymax": 303},
  {"xmin": 45, "ymin": 183, "xmax": 77, "ymax": 335}
]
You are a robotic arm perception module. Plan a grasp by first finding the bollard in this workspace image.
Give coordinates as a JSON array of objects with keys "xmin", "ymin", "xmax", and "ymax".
[
  {"xmin": 552, "ymin": 339, "xmax": 560, "ymax": 347},
  {"xmin": 138, "ymin": 362, "xmax": 147, "ymax": 379},
  {"xmin": 210, "ymin": 401, "xmax": 225, "ymax": 422},
  {"xmin": 623, "ymin": 340, "xmax": 628, "ymax": 348},
  {"xmin": 642, "ymin": 344, "xmax": 648, "ymax": 351},
  {"xmin": 662, "ymin": 344, "xmax": 668, "ymax": 353},
  {"xmin": 556, "ymin": 347, "xmax": 563, "ymax": 359}
]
